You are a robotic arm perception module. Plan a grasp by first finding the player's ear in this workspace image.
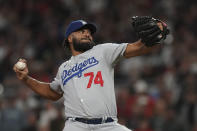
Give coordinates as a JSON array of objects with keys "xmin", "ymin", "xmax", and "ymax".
[{"xmin": 68, "ymin": 35, "xmax": 72, "ymax": 43}]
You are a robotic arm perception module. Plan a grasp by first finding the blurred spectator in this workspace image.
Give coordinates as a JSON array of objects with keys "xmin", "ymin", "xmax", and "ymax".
[
  {"xmin": 150, "ymin": 98, "xmax": 182, "ymax": 131},
  {"xmin": 0, "ymin": 88, "xmax": 26, "ymax": 131},
  {"xmin": 126, "ymin": 80, "xmax": 155, "ymax": 120},
  {"xmin": 50, "ymin": 106, "xmax": 65, "ymax": 131},
  {"xmin": 22, "ymin": 111, "xmax": 38, "ymax": 131},
  {"xmin": 178, "ymin": 87, "xmax": 197, "ymax": 131},
  {"xmin": 134, "ymin": 118, "xmax": 154, "ymax": 131},
  {"xmin": 38, "ymin": 102, "xmax": 58, "ymax": 131}
]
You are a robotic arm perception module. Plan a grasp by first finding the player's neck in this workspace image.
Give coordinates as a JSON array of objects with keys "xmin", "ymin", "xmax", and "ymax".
[
  {"xmin": 70, "ymin": 44, "xmax": 82, "ymax": 56},
  {"xmin": 72, "ymin": 50, "xmax": 82, "ymax": 56}
]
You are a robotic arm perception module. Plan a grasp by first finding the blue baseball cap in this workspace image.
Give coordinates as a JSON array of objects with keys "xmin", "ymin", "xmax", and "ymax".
[{"xmin": 65, "ymin": 20, "xmax": 97, "ymax": 39}]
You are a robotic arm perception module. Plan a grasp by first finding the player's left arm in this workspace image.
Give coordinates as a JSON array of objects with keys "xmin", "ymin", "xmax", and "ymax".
[
  {"xmin": 124, "ymin": 18, "xmax": 169, "ymax": 58},
  {"xmin": 123, "ymin": 40, "xmax": 160, "ymax": 58}
]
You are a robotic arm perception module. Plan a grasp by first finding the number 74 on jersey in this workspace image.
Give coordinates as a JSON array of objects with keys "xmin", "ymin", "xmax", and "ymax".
[{"xmin": 84, "ymin": 71, "xmax": 104, "ymax": 88}]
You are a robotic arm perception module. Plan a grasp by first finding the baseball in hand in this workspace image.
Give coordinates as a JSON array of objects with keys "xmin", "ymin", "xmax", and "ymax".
[{"xmin": 16, "ymin": 61, "xmax": 26, "ymax": 70}]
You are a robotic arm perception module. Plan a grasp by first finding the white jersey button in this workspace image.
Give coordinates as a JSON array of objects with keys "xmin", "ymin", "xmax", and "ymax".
[{"xmin": 80, "ymin": 99, "xmax": 84, "ymax": 102}]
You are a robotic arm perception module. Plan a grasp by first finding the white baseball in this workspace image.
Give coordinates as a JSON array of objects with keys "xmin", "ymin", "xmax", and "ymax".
[{"xmin": 16, "ymin": 61, "xmax": 26, "ymax": 70}]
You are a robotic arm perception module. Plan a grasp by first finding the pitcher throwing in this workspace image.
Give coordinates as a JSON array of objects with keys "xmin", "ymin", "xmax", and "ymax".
[{"xmin": 13, "ymin": 17, "xmax": 169, "ymax": 131}]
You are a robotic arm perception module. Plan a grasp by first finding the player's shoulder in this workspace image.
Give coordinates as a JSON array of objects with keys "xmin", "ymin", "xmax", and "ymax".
[
  {"xmin": 58, "ymin": 59, "xmax": 71, "ymax": 70},
  {"xmin": 93, "ymin": 42, "xmax": 127, "ymax": 50},
  {"xmin": 93, "ymin": 43, "xmax": 116, "ymax": 49},
  {"xmin": 94, "ymin": 43, "xmax": 114, "ymax": 47}
]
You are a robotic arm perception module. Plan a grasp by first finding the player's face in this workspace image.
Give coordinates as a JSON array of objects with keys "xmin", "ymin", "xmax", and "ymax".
[{"xmin": 70, "ymin": 28, "xmax": 95, "ymax": 52}]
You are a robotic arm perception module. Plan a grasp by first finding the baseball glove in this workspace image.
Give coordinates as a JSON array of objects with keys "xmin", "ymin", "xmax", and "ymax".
[{"xmin": 132, "ymin": 16, "xmax": 170, "ymax": 47}]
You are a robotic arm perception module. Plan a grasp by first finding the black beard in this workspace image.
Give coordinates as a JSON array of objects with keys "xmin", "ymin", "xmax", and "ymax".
[{"xmin": 72, "ymin": 38, "xmax": 95, "ymax": 52}]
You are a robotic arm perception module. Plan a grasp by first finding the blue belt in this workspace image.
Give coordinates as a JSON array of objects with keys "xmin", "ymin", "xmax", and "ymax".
[{"xmin": 67, "ymin": 117, "xmax": 114, "ymax": 124}]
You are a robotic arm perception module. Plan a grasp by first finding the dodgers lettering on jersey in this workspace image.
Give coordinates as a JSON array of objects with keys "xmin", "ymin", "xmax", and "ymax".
[
  {"xmin": 50, "ymin": 43, "xmax": 128, "ymax": 118},
  {"xmin": 61, "ymin": 57, "xmax": 99, "ymax": 86}
]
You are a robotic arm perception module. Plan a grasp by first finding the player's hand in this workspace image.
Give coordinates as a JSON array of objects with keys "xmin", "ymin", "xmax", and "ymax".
[
  {"xmin": 132, "ymin": 16, "xmax": 170, "ymax": 47},
  {"xmin": 157, "ymin": 22, "xmax": 163, "ymax": 31},
  {"xmin": 13, "ymin": 58, "xmax": 29, "ymax": 81}
]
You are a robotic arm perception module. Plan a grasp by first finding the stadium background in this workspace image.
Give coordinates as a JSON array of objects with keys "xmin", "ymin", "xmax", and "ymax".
[{"xmin": 0, "ymin": 0, "xmax": 197, "ymax": 131}]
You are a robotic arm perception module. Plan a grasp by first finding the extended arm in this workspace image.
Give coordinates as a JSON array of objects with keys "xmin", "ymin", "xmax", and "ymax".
[
  {"xmin": 124, "ymin": 17, "xmax": 169, "ymax": 58},
  {"xmin": 123, "ymin": 40, "xmax": 160, "ymax": 58},
  {"xmin": 13, "ymin": 59, "xmax": 63, "ymax": 101}
]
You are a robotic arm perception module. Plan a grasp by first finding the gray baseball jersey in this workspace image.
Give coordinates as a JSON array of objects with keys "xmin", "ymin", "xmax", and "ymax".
[{"xmin": 50, "ymin": 43, "xmax": 128, "ymax": 119}]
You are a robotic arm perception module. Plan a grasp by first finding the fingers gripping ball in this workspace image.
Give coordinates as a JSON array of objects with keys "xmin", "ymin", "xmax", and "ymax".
[
  {"xmin": 132, "ymin": 16, "xmax": 170, "ymax": 47},
  {"xmin": 16, "ymin": 61, "xmax": 26, "ymax": 70}
]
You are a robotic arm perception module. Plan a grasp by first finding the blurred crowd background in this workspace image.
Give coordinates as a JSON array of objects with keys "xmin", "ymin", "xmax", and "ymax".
[{"xmin": 0, "ymin": 0, "xmax": 197, "ymax": 131}]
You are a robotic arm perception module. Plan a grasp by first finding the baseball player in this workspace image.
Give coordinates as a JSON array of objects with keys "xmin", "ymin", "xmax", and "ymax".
[{"xmin": 13, "ymin": 17, "xmax": 169, "ymax": 131}]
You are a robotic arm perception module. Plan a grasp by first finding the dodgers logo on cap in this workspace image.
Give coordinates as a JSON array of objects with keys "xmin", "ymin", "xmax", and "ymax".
[
  {"xmin": 65, "ymin": 20, "xmax": 97, "ymax": 40},
  {"xmin": 79, "ymin": 20, "xmax": 87, "ymax": 25}
]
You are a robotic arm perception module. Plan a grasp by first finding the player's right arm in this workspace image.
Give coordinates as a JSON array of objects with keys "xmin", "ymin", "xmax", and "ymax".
[{"xmin": 13, "ymin": 59, "xmax": 63, "ymax": 101}]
